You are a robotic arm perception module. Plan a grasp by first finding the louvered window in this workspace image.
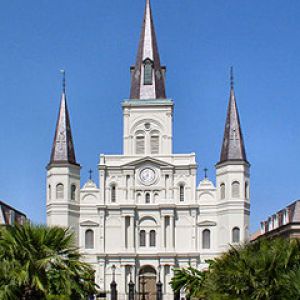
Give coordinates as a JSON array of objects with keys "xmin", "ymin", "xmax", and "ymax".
[
  {"xmin": 136, "ymin": 136, "xmax": 145, "ymax": 154},
  {"xmin": 71, "ymin": 184, "xmax": 76, "ymax": 200},
  {"xmin": 179, "ymin": 185, "xmax": 184, "ymax": 202},
  {"xmin": 144, "ymin": 60, "xmax": 153, "ymax": 85},
  {"xmin": 232, "ymin": 181, "xmax": 240, "ymax": 198},
  {"xmin": 111, "ymin": 185, "xmax": 116, "ymax": 203},
  {"xmin": 48, "ymin": 185, "xmax": 51, "ymax": 200},
  {"xmin": 245, "ymin": 182, "xmax": 249, "ymax": 199},
  {"xmin": 56, "ymin": 183, "xmax": 64, "ymax": 199},
  {"xmin": 232, "ymin": 227, "xmax": 240, "ymax": 243},
  {"xmin": 220, "ymin": 183, "xmax": 225, "ymax": 200},
  {"xmin": 150, "ymin": 135, "xmax": 159, "ymax": 154}
]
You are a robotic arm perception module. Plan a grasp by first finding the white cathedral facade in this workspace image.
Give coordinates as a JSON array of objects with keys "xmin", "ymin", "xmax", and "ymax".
[{"xmin": 46, "ymin": 1, "xmax": 250, "ymax": 299}]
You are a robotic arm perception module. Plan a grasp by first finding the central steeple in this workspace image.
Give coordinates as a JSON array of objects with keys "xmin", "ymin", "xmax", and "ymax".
[{"xmin": 130, "ymin": 0, "xmax": 166, "ymax": 100}]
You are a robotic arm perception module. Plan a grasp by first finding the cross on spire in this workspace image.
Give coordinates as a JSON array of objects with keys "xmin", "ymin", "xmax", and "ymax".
[
  {"xmin": 89, "ymin": 169, "xmax": 93, "ymax": 180},
  {"xmin": 60, "ymin": 69, "xmax": 66, "ymax": 94},
  {"xmin": 204, "ymin": 168, "xmax": 208, "ymax": 178},
  {"xmin": 230, "ymin": 66, "xmax": 234, "ymax": 90}
]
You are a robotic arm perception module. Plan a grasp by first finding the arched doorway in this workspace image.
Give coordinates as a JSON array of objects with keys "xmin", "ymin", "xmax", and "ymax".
[{"xmin": 139, "ymin": 265, "xmax": 157, "ymax": 300}]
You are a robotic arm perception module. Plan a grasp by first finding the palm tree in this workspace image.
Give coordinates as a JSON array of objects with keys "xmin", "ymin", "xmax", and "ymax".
[
  {"xmin": 0, "ymin": 223, "xmax": 98, "ymax": 300},
  {"xmin": 170, "ymin": 238, "xmax": 300, "ymax": 300}
]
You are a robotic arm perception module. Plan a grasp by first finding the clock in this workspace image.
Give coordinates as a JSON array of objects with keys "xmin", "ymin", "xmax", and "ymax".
[{"xmin": 140, "ymin": 168, "xmax": 156, "ymax": 185}]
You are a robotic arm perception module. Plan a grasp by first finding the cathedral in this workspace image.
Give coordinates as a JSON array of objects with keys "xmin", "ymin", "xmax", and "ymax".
[{"xmin": 46, "ymin": 0, "xmax": 250, "ymax": 299}]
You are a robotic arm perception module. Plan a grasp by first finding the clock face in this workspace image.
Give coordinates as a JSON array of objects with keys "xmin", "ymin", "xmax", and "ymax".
[{"xmin": 140, "ymin": 168, "xmax": 156, "ymax": 185}]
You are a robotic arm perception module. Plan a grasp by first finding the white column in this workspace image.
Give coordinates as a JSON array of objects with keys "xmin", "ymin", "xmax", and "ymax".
[
  {"xmin": 171, "ymin": 174, "xmax": 174, "ymax": 200},
  {"xmin": 130, "ymin": 174, "xmax": 135, "ymax": 201},
  {"xmin": 131, "ymin": 215, "xmax": 135, "ymax": 249},
  {"xmin": 165, "ymin": 175, "xmax": 169, "ymax": 199},
  {"xmin": 99, "ymin": 170, "xmax": 105, "ymax": 203},
  {"xmin": 161, "ymin": 215, "xmax": 165, "ymax": 250},
  {"xmin": 98, "ymin": 259, "xmax": 105, "ymax": 291},
  {"xmin": 99, "ymin": 211, "xmax": 105, "ymax": 252},
  {"xmin": 121, "ymin": 216, "xmax": 126, "ymax": 251},
  {"xmin": 170, "ymin": 215, "xmax": 174, "ymax": 249}
]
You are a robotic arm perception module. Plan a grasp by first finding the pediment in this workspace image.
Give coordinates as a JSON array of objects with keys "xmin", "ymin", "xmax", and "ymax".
[
  {"xmin": 80, "ymin": 220, "xmax": 99, "ymax": 227},
  {"xmin": 122, "ymin": 156, "xmax": 173, "ymax": 168},
  {"xmin": 197, "ymin": 220, "xmax": 217, "ymax": 227}
]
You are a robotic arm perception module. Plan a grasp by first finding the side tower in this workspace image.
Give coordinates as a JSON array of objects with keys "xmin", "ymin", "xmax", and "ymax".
[
  {"xmin": 216, "ymin": 69, "xmax": 250, "ymax": 249},
  {"xmin": 46, "ymin": 73, "xmax": 81, "ymax": 241}
]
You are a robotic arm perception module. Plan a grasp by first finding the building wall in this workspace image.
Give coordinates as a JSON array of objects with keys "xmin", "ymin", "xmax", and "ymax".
[{"xmin": 47, "ymin": 103, "xmax": 250, "ymax": 300}]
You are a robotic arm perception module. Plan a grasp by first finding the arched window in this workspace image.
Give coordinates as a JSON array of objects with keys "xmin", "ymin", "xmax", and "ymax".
[
  {"xmin": 202, "ymin": 229, "xmax": 211, "ymax": 249},
  {"xmin": 144, "ymin": 59, "xmax": 153, "ymax": 85},
  {"xmin": 150, "ymin": 230, "xmax": 156, "ymax": 247},
  {"xmin": 179, "ymin": 185, "xmax": 184, "ymax": 202},
  {"xmin": 154, "ymin": 193, "xmax": 159, "ymax": 203},
  {"xmin": 145, "ymin": 193, "xmax": 150, "ymax": 204},
  {"xmin": 140, "ymin": 230, "xmax": 146, "ymax": 247},
  {"xmin": 48, "ymin": 185, "xmax": 51, "ymax": 200},
  {"xmin": 220, "ymin": 183, "xmax": 225, "ymax": 200},
  {"xmin": 71, "ymin": 184, "xmax": 76, "ymax": 201},
  {"xmin": 56, "ymin": 183, "xmax": 64, "ymax": 199},
  {"xmin": 85, "ymin": 229, "xmax": 94, "ymax": 249},
  {"xmin": 150, "ymin": 131, "xmax": 159, "ymax": 154},
  {"xmin": 111, "ymin": 185, "xmax": 116, "ymax": 203},
  {"xmin": 136, "ymin": 133, "xmax": 145, "ymax": 155},
  {"xmin": 232, "ymin": 181, "xmax": 240, "ymax": 198},
  {"xmin": 245, "ymin": 182, "xmax": 249, "ymax": 199},
  {"xmin": 232, "ymin": 227, "xmax": 240, "ymax": 243}
]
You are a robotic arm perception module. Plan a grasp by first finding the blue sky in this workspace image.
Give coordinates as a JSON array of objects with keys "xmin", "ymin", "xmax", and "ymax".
[{"xmin": 0, "ymin": 0, "xmax": 299, "ymax": 232}]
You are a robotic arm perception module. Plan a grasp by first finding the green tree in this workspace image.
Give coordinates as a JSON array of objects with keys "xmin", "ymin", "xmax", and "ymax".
[
  {"xmin": 0, "ymin": 223, "xmax": 98, "ymax": 300},
  {"xmin": 170, "ymin": 238, "xmax": 300, "ymax": 300}
]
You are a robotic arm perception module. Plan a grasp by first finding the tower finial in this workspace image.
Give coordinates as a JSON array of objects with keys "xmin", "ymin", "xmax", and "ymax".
[
  {"xmin": 89, "ymin": 169, "xmax": 93, "ymax": 180},
  {"xmin": 230, "ymin": 66, "xmax": 234, "ymax": 90},
  {"xmin": 60, "ymin": 69, "xmax": 66, "ymax": 94},
  {"xmin": 204, "ymin": 167, "xmax": 208, "ymax": 179}
]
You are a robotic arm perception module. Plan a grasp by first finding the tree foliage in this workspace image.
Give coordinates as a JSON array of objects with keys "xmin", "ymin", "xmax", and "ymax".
[
  {"xmin": 170, "ymin": 238, "xmax": 300, "ymax": 300},
  {"xmin": 0, "ymin": 223, "xmax": 98, "ymax": 300}
]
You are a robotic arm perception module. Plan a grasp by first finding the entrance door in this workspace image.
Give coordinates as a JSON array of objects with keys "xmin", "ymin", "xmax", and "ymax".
[{"xmin": 139, "ymin": 266, "xmax": 157, "ymax": 300}]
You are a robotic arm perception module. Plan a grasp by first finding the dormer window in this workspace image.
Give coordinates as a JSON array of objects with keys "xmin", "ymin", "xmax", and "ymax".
[{"xmin": 144, "ymin": 59, "xmax": 153, "ymax": 85}]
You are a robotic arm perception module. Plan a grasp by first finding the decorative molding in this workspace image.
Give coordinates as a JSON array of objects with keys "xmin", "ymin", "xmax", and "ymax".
[
  {"xmin": 197, "ymin": 220, "xmax": 217, "ymax": 227},
  {"xmin": 80, "ymin": 220, "xmax": 99, "ymax": 227}
]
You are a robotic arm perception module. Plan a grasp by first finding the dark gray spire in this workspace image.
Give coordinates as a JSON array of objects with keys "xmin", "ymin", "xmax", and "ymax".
[
  {"xmin": 48, "ymin": 72, "xmax": 78, "ymax": 167},
  {"xmin": 130, "ymin": 0, "xmax": 166, "ymax": 100},
  {"xmin": 218, "ymin": 68, "xmax": 248, "ymax": 165}
]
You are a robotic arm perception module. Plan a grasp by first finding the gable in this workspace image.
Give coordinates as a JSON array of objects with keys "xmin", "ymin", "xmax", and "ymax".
[
  {"xmin": 80, "ymin": 220, "xmax": 99, "ymax": 227},
  {"xmin": 197, "ymin": 220, "xmax": 217, "ymax": 227},
  {"xmin": 121, "ymin": 156, "xmax": 173, "ymax": 168}
]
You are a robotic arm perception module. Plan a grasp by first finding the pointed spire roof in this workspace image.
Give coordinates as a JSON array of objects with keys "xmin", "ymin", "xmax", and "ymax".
[
  {"xmin": 130, "ymin": 0, "xmax": 166, "ymax": 100},
  {"xmin": 48, "ymin": 71, "xmax": 78, "ymax": 167},
  {"xmin": 218, "ymin": 68, "xmax": 248, "ymax": 165}
]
